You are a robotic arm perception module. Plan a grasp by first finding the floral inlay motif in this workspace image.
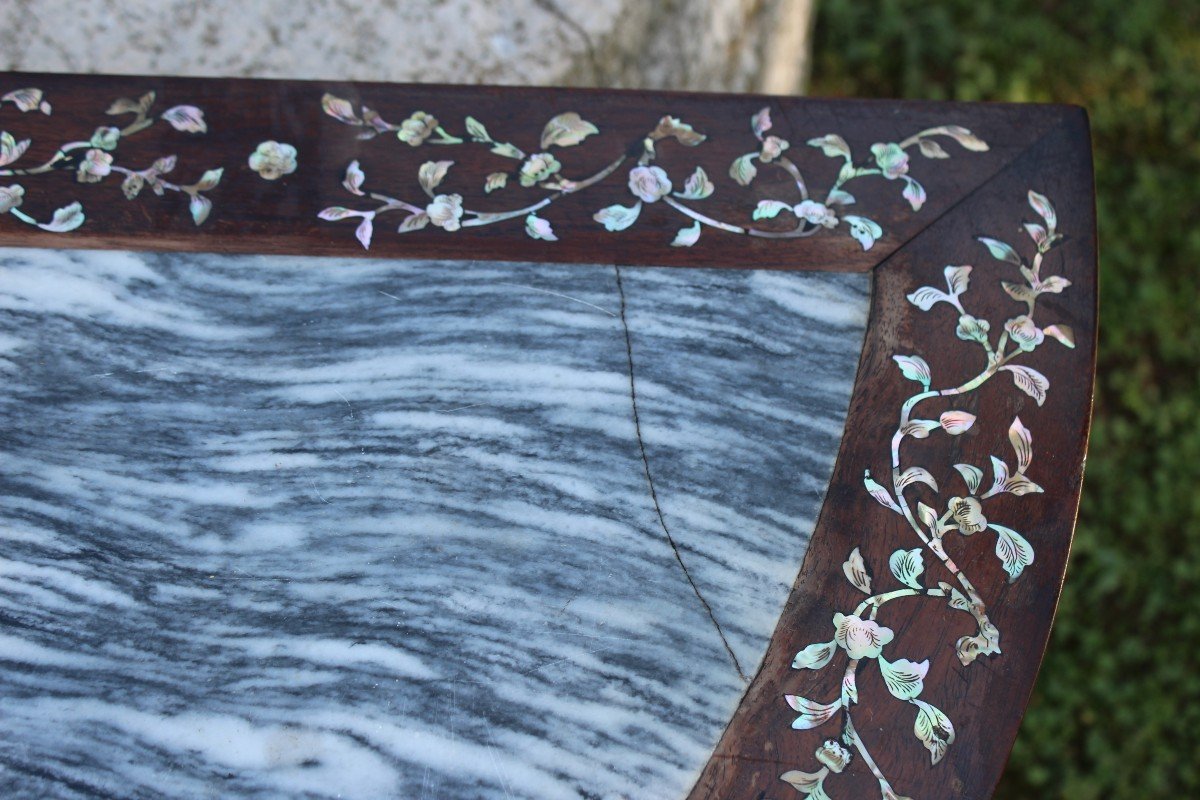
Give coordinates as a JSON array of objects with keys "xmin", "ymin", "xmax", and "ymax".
[
  {"xmin": 0, "ymin": 88, "xmax": 222, "ymax": 232},
  {"xmin": 248, "ymin": 141, "xmax": 298, "ymax": 181},
  {"xmin": 317, "ymin": 94, "xmax": 988, "ymax": 250},
  {"xmin": 780, "ymin": 190, "xmax": 1075, "ymax": 800}
]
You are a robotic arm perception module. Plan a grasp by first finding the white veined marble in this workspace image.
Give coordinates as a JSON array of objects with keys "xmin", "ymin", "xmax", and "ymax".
[{"xmin": 0, "ymin": 247, "xmax": 868, "ymax": 799}]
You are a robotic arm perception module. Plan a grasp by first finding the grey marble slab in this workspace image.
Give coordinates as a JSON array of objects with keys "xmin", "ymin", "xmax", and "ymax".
[{"xmin": 0, "ymin": 247, "xmax": 868, "ymax": 799}]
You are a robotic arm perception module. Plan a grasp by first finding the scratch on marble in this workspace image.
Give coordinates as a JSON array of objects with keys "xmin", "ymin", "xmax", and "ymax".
[
  {"xmin": 497, "ymin": 281, "xmax": 617, "ymax": 317},
  {"xmin": 613, "ymin": 266, "xmax": 749, "ymax": 684}
]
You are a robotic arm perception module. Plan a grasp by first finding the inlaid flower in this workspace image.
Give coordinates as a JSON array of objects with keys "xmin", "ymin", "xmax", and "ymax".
[
  {"xmin": 76, "ymin": 148, "xmax": 113, "ymax": 183},
  {"xmin": 0, "ymin": 184, "xmax": 24, "ymax": 214},
  {"xmin": 397, "ymin": 111, "xmax": 439, "ymax": 146},
  {"xmin": 518, "ymin": 153, "xmax": 562, "ymax": 188},
  {"xmin": 948, "ymin": 496, "xmax": 987, "ymax": 534},
  {"xmin": 794, "ymin": 200, "xmax": 838, "ymax": 229},
  {"xmin": 248, "ymin": 141, "xmax": 298, "ymax": 181},
  {"xmin": 760, "ymin": 135, "xmax": 790, "ymax": 163},
  {"xmin": 425, "ymin": 193, "xmax": 464, "ymax": 231},
  {"xmin": 815, "ymin": 740, "xmax": 852, "ymax": 773},
  {"xmin": 89, "ymin": 126, "xmax": 121, "ymax": 151},
  {"xmin": 871, "ymin": 142, "xmax": 910, "ymax": 180},
  {"xmin": 832, "ymin": 612, "xmax": 894, "ymax": 660},
  {"xmin": 956, "ymin": 314, "xmax": 991, "ymax": 344},
  {"xmin": 627, "ymin": 165, "xmax": 672, "ymax": 203},
  {"xmin": 1005, "ymin": 314, "xmax": 1045, "ymax": 352}
]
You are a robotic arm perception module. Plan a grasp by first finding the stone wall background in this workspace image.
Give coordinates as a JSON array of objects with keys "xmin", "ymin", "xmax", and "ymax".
[{"xmin": 0, "ymin": 0, "xmax": 815, "ymax": 94}]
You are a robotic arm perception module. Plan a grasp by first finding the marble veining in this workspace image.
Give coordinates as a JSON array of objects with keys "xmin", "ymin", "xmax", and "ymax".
[{"xmin": 0, "ymin": 247, "xmax": 868, "ymax": 799}]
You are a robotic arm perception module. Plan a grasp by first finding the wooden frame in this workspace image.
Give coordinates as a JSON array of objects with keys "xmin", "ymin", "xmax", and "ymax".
[{"xmin": 0, "ymin": 72, "xmax": 1096, "ymax": 799}]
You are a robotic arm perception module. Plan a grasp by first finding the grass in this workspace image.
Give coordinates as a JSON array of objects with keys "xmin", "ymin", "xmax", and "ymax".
[{"xmin": 808, "ymin": 1, "xmax": 1200, "ymax": 797}]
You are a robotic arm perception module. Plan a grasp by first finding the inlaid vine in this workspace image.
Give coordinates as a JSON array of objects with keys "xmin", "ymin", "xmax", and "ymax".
[
  {"xmin": 316, "ymin": 95, "xmax": 989, "ymax": 250},
  {"xmin": 0, "ymin": 87, "xmax": 222, "ymax": 232},
  {"xmin": 780, "ymin": 190, "xmax": 1075, "ymax": 800}
]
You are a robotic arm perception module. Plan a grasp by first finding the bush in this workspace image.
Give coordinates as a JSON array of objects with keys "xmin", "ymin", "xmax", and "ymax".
[{"xmin": 809, "ymin": 2, "xmax": 1200, "ymax": 797}]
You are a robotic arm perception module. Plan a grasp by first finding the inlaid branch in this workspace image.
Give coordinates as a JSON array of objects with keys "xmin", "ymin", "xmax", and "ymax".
[
  {"xmin": 316, "ymin": 93, "xmax": 989, "ymax": 250},
  {"xmin": 781, "ymin": 190, "xmax": 1075, "ymax": 800},
  {"xmin": 0, "ymin": 87, "xmax": 222, "ymax": 232}
]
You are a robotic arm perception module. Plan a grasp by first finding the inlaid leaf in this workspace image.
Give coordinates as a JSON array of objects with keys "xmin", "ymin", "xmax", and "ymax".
[
  {"xmin": 465, "ymin": 116, "xmax": 490, "ymax": 141},
  {"xmin": 161, "ymin": 105, "xmax": 206, "ymax": 133},
  {"xmin": 864, "ymin": 472, "xmax": 902, "ymax": 514},
  {"xmin": 892, "ymin": 354, "xmax": 931, "ymax": 387},
  {"xmin": 188, "ymin": 194, "xmax": 212, "ymax": 226},
  {"xmin": 1004, "ymin": 474, "xmax": 1044, "ymax": 496},
  {"xmin": 192, "ymin": 168, "xmax": 223, "ymax": 192},
  {"xmin": 1028, "ymin": 190, "xmax": 1057, "ymax": 231},
  {"xmin": 912, "ymin": 699, "xmax": 956, "ymax": 764},
  {"xmin": 524, "ymin": 213, "xmax": 557, "ymax": 242},
  {"xmin": 939, "ymin": 410, "xmax": 976, "ymax": 435},
  {"xmin": 418, "ymin": 160, "xmax": 454, "ymax": 193},
  {"xmin": 954, "ymin": 463, "xmax": 983, "ymax": 495},
  {"xmin": 989, "ymin": 455, "xmax": 1011, "ymax": 496},
  {"xmin": 540, "ymin": 112, "xmax": 598, "ymax": 148},
  {"xmin": 902, "ymin": 178, "xmax": 926, "ymax": 211},
  {"xmin": 153, "ymin": 155, "xmax": 177, "ymax": 174},
  {"xmin": 917, "ymin": 502, "xmax": 938, "ymax": 532},
  {"xmin": 1037, "ymin": 275, "xmax": 1072, "ymax": 293},
  {"xmin": 785, "ymin": 695, "xmax": 841, "ymax": 730},
  {"xmin": 940, "ymin": 580, "xmax": 972, "ymax": 612},
  {"xmin": 2, "ymin": 88, "xmax": 45, "ymax": 113},
  {"xmin": 844, "ymin": 215, "xmax": 882, "ymax": 250},
  {"xmin": 490, "ymin": 142, "xmax": 525, "ymax": 160},
  {"xmin": 354, "ymin": 216, "xmax": 373, "ymax": 249},
  {"xmin": 753, "ymin": 200, "xmax": 791, "ymax": 220},
  {"xmin": 901, "ymin": 419, "xmax": 940, "ymax": 439},
  {"xmin": 1009, "ymin": 417, "xmax": 1033, "ymax": 472},
  {"xmin": 826, "ymin": 188, "xmax": 855, "ymax": 206},
  {"xmin": 898, "ymin": 467, "xmax": 938, "ymax": 492},
  {"xmin": 1024, "ymin": 222, "xmax": 1048, "ymax": 249},
  {"xmin": 0, "ymin": 132, "xmax": 30, "ymax": 167},
  {"xmin": 880, "ymin": 656, "xmax": 929, "ymax": 700},
  {"xmin": 1044, "ymin": 324, "xmax": 1076, "ymax": 348},
  {"xmin": 842, "ymin": 668, "xmax": 858, "ymax": 705},
  {"xmin": 944, "ymin": 265, "xmax": 971, "ymax": 296},
  {"xmin": 936, "ymin": 125, "xmax": 989, "ymax": 152},
  {"xmin": 906, "ymin": 285, "xmax": 951, "ymax": 311},
  {"xmin": 593, "ymin": 202, "xmax": 642, "ymax": 232},
  {"xmin": 398, "ymin": 212, "xmax": 429, "ymax": 233},
  {"xmin": 780, "ymin": 769, "xmax": 828, "ymax": 796},
  {"xmin": 1001, "ymin": 364, "xmax": 1050, "ymax": 406},
  {"xmin": 670, "ymin": 221, "xmax": 701, "ymax": 248},
  {"xmin": 889, "ymin": 549, "xmax": 925, "ymax": 590},
  {"xmin": 673, "ymin": 166, "xmax": 713, "ymax": 200},
  {"xmin": 807, "ymin": 133, "xmax": 851, "ymax": 159},
  {"xmin": 35, "ymin": 202, "xmax": 85, "ymax": 232},
  {"xmin": 729, "ymin": 153, "xmax": 758, "ymax": 186},
  {"xmin": 1002, "ymin": 281, "xmax": 1038, "ymax": 305},
  {"xmin": 977, "ymin": 236, "xmax": 1021, "ymax": 265},
  {"xmin": 842, "ymin": 547, "xmax": 872, "ymax": 594},
  {"xmin": 751, "ymin": 106, "xmax": 772, "ymax": 139},
  {"xmin": 991, "ymin": 524, "xmax": 1034, "ymax": 582},
  {"xmin": 321, "ymin": 93, "xmax": 361, "ymax": 125},
  {"xmin": 317, "ymin": 206, "xmax": 362, "ymax": 221},
  {"xmin": 484, "ymin": 172, "xmax": 508, "ymax": 194},
  {"xmin": 120, "ymin": 173, "xmax": 144, "ymax": 200},
  {"xmin": 918, "ymin": 139, "xmax": 950, "ymax": 158},
  {"xmin": 343, "ymin": 160, "xmax": 365, "ymax": 195},
  {"xmin": 792, "ymin": 640, "xmax": 837, "ymax": 671}
]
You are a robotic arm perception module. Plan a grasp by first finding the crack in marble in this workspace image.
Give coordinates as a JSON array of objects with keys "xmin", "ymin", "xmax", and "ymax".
[{"xmin": 613, "ymin": 265, "xmax": 749, "ymax": 683}]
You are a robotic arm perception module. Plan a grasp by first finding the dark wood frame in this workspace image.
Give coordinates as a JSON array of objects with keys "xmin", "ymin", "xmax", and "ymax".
[{"xmin": 0, "ymin": 72, "xmax": 1096, "ymax": 800}]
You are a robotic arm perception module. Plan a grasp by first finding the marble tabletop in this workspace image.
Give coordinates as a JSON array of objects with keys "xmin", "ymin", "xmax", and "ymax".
[{"xmin": 0, "ymin": 247, "xmax": 867, "ymax": 799}]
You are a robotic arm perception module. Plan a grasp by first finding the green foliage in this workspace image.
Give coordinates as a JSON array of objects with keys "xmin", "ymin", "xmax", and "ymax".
[{"xmin": 810, "ymin": 1, "xmax": 1200, "ymax": 797}]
